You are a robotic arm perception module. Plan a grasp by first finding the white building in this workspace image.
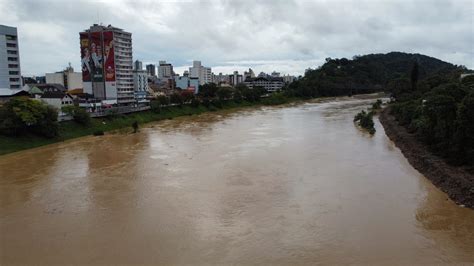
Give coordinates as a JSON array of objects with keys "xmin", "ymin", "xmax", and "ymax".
[
  {"xmin": 189, "ymin": 60, "xmax": 212, "ymax": 85},
  {"xmin": 0, "ymin": 25, "xmax": 21, "ymax": 89},
  {"xmin": 134, "ymin": 60, "xmax": 143, "ymax": 71},
  {"xmin": 229, "ymin": 71, "xmax": 243, "ymax": 86},
  {"xmin": 40, "ymin": 91, "xmax": 74, "ymax": 115},
  {"xmin": 282, "ymin": 74, "xmax": 296, "ymax": 84},
  {"xmin": 45, "ymin": 65, "xmax": 83, "ymax": 90},
  {"xmin": 158, "ymin": 61, "xmax": 174, "ymax": 79},
  {"xmin": 244, "ymin": 76, "xmax": 284, "ymax": 92},
  {"xmin": 133, "ymin": 69, "xmax": 149, "ymax": 104},
  {"xmin": 80, "ymin": 24, "xmax": 134, "ymax": 105}
]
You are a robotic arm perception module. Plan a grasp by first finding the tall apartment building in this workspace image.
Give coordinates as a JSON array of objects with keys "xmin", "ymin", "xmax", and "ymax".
[
  {"xmin": 146, "ymin": 64, "xmax": 156, "ymax": 76},
  {"xmin": 80, "ymin": 24, "xmax": 134, "ymax": 104},
  {"xmin": 0, "ymin": 25, "xmax": 21, "ymax": 89},
  {"xmin": 158, "ymin": 61, "xmax": 174, "ymax": 79},
  {"xmin": 189, "ymin": 60, "xmax": 212, "ymax": 85},
  {"xmin": 133, "ymin": 69, "xmax": 149, "ymax": 104},
  {"xmin": 229, "ymin": 71, "xmax": 243, "ymax": 86},
  {"xmin": 134, "ymin": 60, "xmax": 142, "ymax": 71}
]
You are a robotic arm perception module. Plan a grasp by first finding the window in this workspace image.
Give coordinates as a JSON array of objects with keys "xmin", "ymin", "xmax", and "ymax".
[
  {"xmin": 9, "ymin": 78, "xmax": 20, "ymax": 82},
  {"xmin": 6, "ymin": 35, "xmax": 17, "ymax": 40},
  {"xmin": 7, "ymin": 50, "xmax": 17, "ymax": 55},
  {"xmin": 8, "ymin": 57, "xmax": 18, "ymax": 62},
  {"xmin": 7, "ymin": 43, "xmax": 17, "ymax": 48},
  {"xmin": 10, "ymin": 85, "xmax": 20, "ymax": 89},
  {"xmin": 8, "ymin": 64, "xmax": 18, "ymax": 68}
]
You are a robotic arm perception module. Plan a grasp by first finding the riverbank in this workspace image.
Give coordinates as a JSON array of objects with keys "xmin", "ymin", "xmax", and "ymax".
[
  {"xmin": 379, "ymin": 107, "xmax": 474, "ymax": 209},
  {"xmin": 0, "ymin": 99, "xmax": 292, "ymax": 156}
]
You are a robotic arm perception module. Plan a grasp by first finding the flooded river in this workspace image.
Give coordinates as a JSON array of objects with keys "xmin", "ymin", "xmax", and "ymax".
[{"xmin": 1, "ymin": 96, "xmax": 474, "ymax": 264}]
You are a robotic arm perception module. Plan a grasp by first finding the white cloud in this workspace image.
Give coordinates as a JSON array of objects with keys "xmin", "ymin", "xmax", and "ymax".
[{"xmin": 1, "ymin": 0, "xmax": 472, "ymax": 76}]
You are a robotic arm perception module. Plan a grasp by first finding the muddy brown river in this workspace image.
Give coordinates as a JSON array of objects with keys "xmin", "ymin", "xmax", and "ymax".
[{"xmin": 1, "ymin": 96, "xmax": 474, "ymax": 264}]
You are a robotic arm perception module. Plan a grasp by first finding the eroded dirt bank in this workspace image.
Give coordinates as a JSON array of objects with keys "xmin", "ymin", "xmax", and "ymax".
[{"xmin": 379, "ymin": 107, "xmax": 474, "ymax": 209}]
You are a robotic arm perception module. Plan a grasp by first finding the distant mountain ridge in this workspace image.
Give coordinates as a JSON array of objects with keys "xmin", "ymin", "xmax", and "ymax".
[{"xmin": 286, "ymin": 51, "xmax": 464, "ymax": 97}]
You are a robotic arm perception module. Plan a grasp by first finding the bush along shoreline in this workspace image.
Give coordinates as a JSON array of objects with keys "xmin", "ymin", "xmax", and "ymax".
[{"xmin": 353, "ymin": 99, "xmax": 382, "ymax": 135}]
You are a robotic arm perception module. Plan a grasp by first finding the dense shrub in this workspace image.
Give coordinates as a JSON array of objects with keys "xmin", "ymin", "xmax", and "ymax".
[
  {"xmin": 150, "ymin": 100, "xmax": 162, "ymax": 113},
  {"xmin": 354, "ymin": 110, "xmax": 376, "ymax": 135},
  {"xmin": 62, "ymin": 105, "xmax": 91, "ymax": 126},
  {"xmin": 0, "ymin": 97, "xmax": 59, "ymax": 138},
  {"xmin": 263, "ymin": 92, "xmax": 289, "ymax": 105},
  {"xmin": 390, "ymin": 69, "xmax": 474, "ymax": 166}
]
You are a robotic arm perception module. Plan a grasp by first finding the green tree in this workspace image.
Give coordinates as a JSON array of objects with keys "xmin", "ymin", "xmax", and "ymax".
[
  {"xmin": 62, "ymin": 105, "xmax": 91, "ymax": 126},
  {"xmin": 452, "ymin": 91, "xmax": 474, "ymax": 164},
  {"xmin": 410, "ymin": 61, "xmax": 419, "ymax": 91},
  {"xmin": 422, "ymin": 94, "xmax": 457, "ymax": 148},
  {"xmin": 216, "ymin": 87, "xmax": 234, "ymax": 101},
  {"xmin": 198, "ymin": 83, "xmax": 218, "ymax": 98},
  {"xmin": 180, "ymin": 90, "xmax": 195, "ymax": 103},
  {"xmin": 156, "ymin": 95, "xmax": 170, "ymax": 106},
  {"xmin": 170, "ymin": 93, "xmax": 184, "ymax": 105},
  {"xmin": 0, "ymin": 97, "xmax": 59, "ymax": 138}
]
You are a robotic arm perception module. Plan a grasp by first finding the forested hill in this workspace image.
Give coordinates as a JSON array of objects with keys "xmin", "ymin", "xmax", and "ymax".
[{"xmin": 285, "ymin": 52, "xmax": 464, "ymax": 97}]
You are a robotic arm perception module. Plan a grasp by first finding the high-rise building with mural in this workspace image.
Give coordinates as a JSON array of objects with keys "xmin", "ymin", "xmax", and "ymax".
[{"xmin": 79, "ymin": 24, "xmax": 134, "ymax": 104}]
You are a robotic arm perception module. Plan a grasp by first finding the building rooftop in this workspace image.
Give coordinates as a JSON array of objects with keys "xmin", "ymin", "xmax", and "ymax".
[
  {"xmin": 0, "ymin": 25, "xmax": 18, "ymax": 35},
  {"xmin": 0, "ymin": 88, "xmax": 27, "ymax": 96},
  {"xmin": 83, "ymin": 24, "xmax": 129, "ymax": 34},
  {"xmin": 29, "ymin": 83, "xmax": 66, "ymax": 92},
  {"xmin": 41, "ymin": 91, "xmax": 69, "ymax": 99}
]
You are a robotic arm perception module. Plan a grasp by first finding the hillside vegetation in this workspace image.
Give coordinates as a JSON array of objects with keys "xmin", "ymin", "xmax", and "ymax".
[{"xmin": 285, "ymin": 52, "xmax": 461, "ymax": 97}]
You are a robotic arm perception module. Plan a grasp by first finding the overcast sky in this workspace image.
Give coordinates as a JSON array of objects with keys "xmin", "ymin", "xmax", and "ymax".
[{"xmin": 1, "ymin": 0, "xmax": 472, "ymax": 76}]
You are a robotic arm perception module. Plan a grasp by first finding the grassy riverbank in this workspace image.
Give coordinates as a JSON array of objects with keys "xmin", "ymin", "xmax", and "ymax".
[{"xmin": 0, "ymin": 100, "xmax": 281, "ymax": 156}]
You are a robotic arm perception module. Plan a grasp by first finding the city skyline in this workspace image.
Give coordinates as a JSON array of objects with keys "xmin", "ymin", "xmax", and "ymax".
[{"xmin": 0, "ymin": 0, "xmax": 472, "ymax": 76}]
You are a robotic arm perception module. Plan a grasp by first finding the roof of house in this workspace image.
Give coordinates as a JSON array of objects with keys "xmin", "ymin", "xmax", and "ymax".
[
  {"xmin": 29, "ymin": 86, "xmax": 43, "ymax": 94},
  {"xmin": 41, "ymin": 91, "xmax": 71, "ymax": 99},
  {"xmin": 67, "ymin": 88, "xmax": 84, "ymax": 95},
  {"xmin": 28, "ymin": 83, "xmax": 66, "ymax": 92},
  {"xmin": 0, "ymin": 88, "xmax": 29, "ymax": 97}
]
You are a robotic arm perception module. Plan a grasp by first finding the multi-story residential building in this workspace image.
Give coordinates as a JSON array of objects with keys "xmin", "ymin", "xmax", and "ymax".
[
  {"xmin": 134, "ymin": 60, "xmax": 143, "ymax": 71},
  {"xmin": 189, "ymin": 60, "xmax": 211, "ymax": 85},
  {"xmin": 133, "ymin": 69, "xmax": 149, "ymax": 104},
  {"xmin": 244, "ymin": 76, "xmax": 284, "ymax": 92},
  {"xmin": 146, "ymin": 64, "xmax": 156, "ymax": 77},
  {"xmin": 45, "ymin": 64, "xmax": 83, "ymax": 90},
  {"xmin": 271, "ymin": 71, "xmax": 280, "ymax": 77},
  {"xmin": 229, "ymin": 71, "xmax": 243, "ymax": 86},
  {"xmin": 0, "ymin": 25, "xmax": 21, "ymax": 89},
  {"xmin": 189, "ymin": 77, "xmax": 199, "ymax": 93},
  {"xmin": 282, "ymin": 74, "xmax": 296, "ymax": 84},
  {"xmin": 174, "ymin": 75, "xmax": 200, "ymax": 93},
  {"xmin": 80, "ymin": 24, "xmax": 134, "ymax": 105},
  {"xmin": 244, "ymin": 68, "xmax": 255, "ymax": 80},
  {"xmin": 215, "ymin": 72, "xmax": 229, "ymax": 85},
  {"xmin": 158, "ymin": 61, "xmax": 174, "ymax": 79},
  {"xmin": 174, "ymin": 75, "xmax": 189, "ymax": 90}
]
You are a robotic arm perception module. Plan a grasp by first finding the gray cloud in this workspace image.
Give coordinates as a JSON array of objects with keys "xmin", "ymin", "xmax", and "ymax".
[{"xmin": 0, "ymin": 0, "xmax": 472, "ymax": 76}]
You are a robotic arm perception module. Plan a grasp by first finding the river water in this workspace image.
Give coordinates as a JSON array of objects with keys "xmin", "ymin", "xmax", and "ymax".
[{"xmin": 1, "ymin": 96, "xmax": 474, "ymax": 264}]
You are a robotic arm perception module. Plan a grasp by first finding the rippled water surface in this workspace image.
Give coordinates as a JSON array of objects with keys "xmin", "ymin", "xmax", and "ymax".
[{"xmin": 1, "ymin": 96, "xmax": 474, "ymax": 264}]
